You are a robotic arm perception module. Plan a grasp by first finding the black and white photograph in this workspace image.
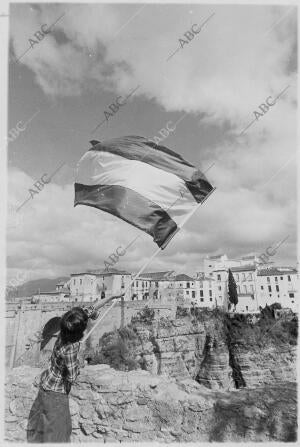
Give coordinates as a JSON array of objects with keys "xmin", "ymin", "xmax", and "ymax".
[{"xmin": 2, "ymin": 0, "xmax": 298, "ymax": 443}]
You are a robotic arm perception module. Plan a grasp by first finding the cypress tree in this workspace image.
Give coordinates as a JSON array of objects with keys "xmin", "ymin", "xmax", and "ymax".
[{"xmin": 228, "ymin": 269, "xmax": 238, "ymax": 310}]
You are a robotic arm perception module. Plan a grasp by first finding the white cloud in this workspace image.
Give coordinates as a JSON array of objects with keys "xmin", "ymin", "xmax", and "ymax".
[
  {"xmin": 10, "ymin": 4, "xmax": 296, "ymax": 128},
  {"xmin": 8, "ymin": 3, "xmax": 297, "ymax": 281}
]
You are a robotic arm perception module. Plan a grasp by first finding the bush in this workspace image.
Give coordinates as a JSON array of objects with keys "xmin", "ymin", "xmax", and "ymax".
[
  {"xmin": 131, "ymin": 306, "xmax": 155, "ymax": 325},
  {"xmin": 175, "ymin": 306, "xmax": 190, "ymax": 318},
  {"xmin": 224, "ymin": 306, "xmax": 298, "ymax": 350}
]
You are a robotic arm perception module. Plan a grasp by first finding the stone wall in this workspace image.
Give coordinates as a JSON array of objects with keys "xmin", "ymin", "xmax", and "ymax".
[
  {"xmin": 6, "ymin": 299, "xmax": 176, "ymax": 368},
  {"xmin": 5, "ymin": 365, "xmax": 297, "ymax": 442}
]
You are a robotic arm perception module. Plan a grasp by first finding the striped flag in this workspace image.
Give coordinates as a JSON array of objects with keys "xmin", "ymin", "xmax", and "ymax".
[{"xmin": 74, "ymin": 136, "xmax": 213, "ymax": 248}]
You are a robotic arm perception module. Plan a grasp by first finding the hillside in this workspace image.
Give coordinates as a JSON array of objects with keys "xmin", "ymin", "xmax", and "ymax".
[{"xmin": 6, "ymin": 277, "xmax": 69, "ymax": 298}]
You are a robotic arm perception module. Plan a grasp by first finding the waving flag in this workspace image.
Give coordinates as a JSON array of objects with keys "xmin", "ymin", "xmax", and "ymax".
[{"xmin": 74, "ymin": 136, "xmax": 213, "ymax": 248}]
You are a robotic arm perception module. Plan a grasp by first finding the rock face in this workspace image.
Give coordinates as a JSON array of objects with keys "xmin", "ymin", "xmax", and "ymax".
[
  {"xmin": 96, "ymin": 314, "xmax": 297, "ymax": 391},
  {"xmin": 5, "ymin": 365, "xmax": 297, "ymax": 442}
]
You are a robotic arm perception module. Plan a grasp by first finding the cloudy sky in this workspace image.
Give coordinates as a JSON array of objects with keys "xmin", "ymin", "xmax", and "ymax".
[{"xmin": 7, "ymin": 2, "xmax": 297, "ymax": 282}]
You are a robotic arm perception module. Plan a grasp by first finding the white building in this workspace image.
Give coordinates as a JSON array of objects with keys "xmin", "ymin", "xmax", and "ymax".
[
  {"xmin": 172, "ymin": 274, "xmax": 196, "ymax": 303},
  {"xmin": 31, "ymin": 281, "xmax": 71, "ymax": 303},
  {"xmin": 230, "ymin": 265, "xmax": 258, "ymax": 313},
  {"xmin": 28, "ymin": 255, "xmax": 298, "ymax": 313},
  {"xmin": 70, "ymin": 268, "xmax": 132, "ymax": 302},
  {"xmin": 200, "ymin": 255, "xmax": 298, "ymax": 313},
  {"xmin": 131, "ymin": 271, "xmax": 174, "ymax": 301},
  {"xmin": 194, "ymin": 273, "xmax": 216, "ymax": 308}
]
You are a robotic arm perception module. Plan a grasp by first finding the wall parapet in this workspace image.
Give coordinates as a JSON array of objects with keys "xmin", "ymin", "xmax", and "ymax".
[{"xmin": 5, "ymin": 365, "xmax": 297, "ymax": 442}]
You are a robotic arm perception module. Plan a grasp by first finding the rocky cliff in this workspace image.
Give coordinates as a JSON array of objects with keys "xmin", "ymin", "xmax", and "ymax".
[
  {"xmin": 5, "ymin": 365, "xmax": 297, "ymax": 442},
  {"xmin": 90, "ymin": 309, "xmax": 297, "ymax": 390}
]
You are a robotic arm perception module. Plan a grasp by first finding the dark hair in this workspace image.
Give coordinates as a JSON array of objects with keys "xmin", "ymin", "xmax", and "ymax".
[{"xmin": 60, "ymin": 307, "xmax": 89, "ymax": 344}]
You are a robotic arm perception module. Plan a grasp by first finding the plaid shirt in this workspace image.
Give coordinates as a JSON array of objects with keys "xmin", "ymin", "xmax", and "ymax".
[{"xmin": 40, "ymin": 305, "xmax": 98, "ymax": 394}]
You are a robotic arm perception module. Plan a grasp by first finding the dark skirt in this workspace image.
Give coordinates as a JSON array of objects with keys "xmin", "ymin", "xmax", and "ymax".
[{"xmin": 27, "ymin": 388, "xmax": 72, "ymax": 443}]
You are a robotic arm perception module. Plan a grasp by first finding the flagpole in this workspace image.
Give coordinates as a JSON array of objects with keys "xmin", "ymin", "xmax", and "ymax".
[
  {"xmin": 82, "ymin": 245, "xmax": 162, "ymax": 342},
  {"xmin": 160, "ymin": 187, "xmax": 217, "ymax": 249},
  {"xmin": 82, "ymin": 187, "xmax": 216, "ymax": 343}
]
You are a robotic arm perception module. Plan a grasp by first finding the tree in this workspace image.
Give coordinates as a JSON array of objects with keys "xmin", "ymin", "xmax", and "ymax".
[{"xmin": 228, "ymin": 269, "xmax": 238, "ymax": 311}]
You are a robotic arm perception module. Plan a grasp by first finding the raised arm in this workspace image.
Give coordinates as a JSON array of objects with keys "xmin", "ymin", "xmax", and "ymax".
[{"xmin": 93, "ymin": 293, "xmax": 124, "ymax": 311}]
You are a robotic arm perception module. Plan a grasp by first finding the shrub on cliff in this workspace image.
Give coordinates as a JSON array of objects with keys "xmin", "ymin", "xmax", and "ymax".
[
  {"xmin": 176, "ymin": 306, "xmax": 190, "ymax": 318},
  {"xmin": 225, "ymin": 309, "xmax": 298, "ymax": 350},
  {"xmin": 90, "ymin": 325, "xmax": 141, "ymax": 371},
  {"xmin": 131, "ymin": 306, "xmax": 155, "ymax": 325}
]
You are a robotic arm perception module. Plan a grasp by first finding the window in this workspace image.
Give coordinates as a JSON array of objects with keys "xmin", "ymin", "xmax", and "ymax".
[
  {"xmin": 276, "ymin": 285, "xmax": 279, "ymax": 292},
  {"xmin": 187, "ymin": 282, "xmax": 190, "ymax": 288},
  {"xmin": 268, "ymin": 285, "xmax": 272, "ymax": 292},
  {"xmin": 217, "ymin": 274, "xmax": 221, "ymax": 281},
  {"xmin": 186, "ymin": 291, "xmax": 189, "ymax": 295},
  {"xmin": 209, "ymin": 264, "xmax": 212, "ymax": 267},
  {"xmin": 280, "ymin": 276, "xmax": 283, "ymax": 280},
  {"xmin": 209, "ymin": 290, "xmax": 212, "ymax": 297},
  {"xmin": 291, "ymin": 300, "xmax": 294, "ymax": 303},
  {"xmin": 155, "ymin": 281, "xmax": 158, "ymax": 287},
  {"xmin": 242, "ymin": 273, "xmax": 246, "ymax": 281},
  {"xmin": 142, "ymin": 281, "xmax": 144, "ymax": 288},
  {"xmin": 250, "ymin": 284, "xmax": 254, "ymax": 293},
  {"xmin": 246, "ymin": 306, "xmax": 248, "ymax": 311},
  {"xmin": 288, "ymin": 275, "xmax": 291, "ymax": 282},
  {"xmin": 200, "ymin": 298, "xmax": 204, "ymax": 302},
  {"xmin": 267, "ymin": 277, "xmax": 270, "ymax": 283},
  {"xmin": 136, "ymin": 281, "xmax": 138, "ymax": 287},
  {"xmin": 218, "ymin": 286, "xmax": 222, "ymax": 291},
  {"xmin": 275, "ymin": 277, "xmax": 278, "ymax": 282},
  {"xmin": 236, "ymin": 273, "xmax": 239, "ymax": 281},
  {"xmin": 261, "ymin": 285, "xmax": 264, "ymax": 290},
  {"xmin": 192, "ymin": 291, "xmax": 195, "ymax": 298},
  {"xmin": 243, "ymin": 285, "xmax": 247, "ymax": 293},
  {"xmin": 200, "ymin": 290, "xmax": 203, "ymax": 297},
  {"xmin": 80, "ymin": 279, "xmax": 82, "ymax": 285},
  {"xmin": 289, "ymin": 293, "xmax": 294, "ymax": 298},
  {"xmin": 209, "ymin": 298, "xmax": 212, "ymax": 301}
]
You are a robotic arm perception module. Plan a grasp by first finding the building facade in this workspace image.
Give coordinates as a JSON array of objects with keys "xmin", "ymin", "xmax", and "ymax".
[
  {"xmin": 70, "ymin": 269, "xmax": 132, "ymax": 302},
  {"xmin": 25, "ymin": 255, "xmax": 298, "ymax": 313}
]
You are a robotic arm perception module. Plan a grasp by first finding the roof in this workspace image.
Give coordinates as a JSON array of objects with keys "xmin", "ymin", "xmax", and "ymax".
[
  {"xmin": 174, "ymin": 274, "xmax": 194, "ymax": 281},
  {"xmin": 35, "ymin": 291, "xmax": 62, "ymax": 295},
  {"xmin": 71, "ymin": 268, "xmax": 130, "ymax": 277},
  {"xmin": 196, "ymin": 272, "xmax": 214, "ymax": 280},
  {"xmin": 258, "ymin": 267, "xmax": 297, "ymax": 276},
  {"xmin": 138, "ymin": 271, "xmax": 174, "ymax": 281},
  {"xmin": 207, "ymin": 254, "xmax": 225, "ymax": 260},
  {"xmin": 230, "ymin": 265, "xmax": 256, "ymax": 272},
  {"xmin": 241, "ymin": 254, "xmax": 257, "ymax": 260}
]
